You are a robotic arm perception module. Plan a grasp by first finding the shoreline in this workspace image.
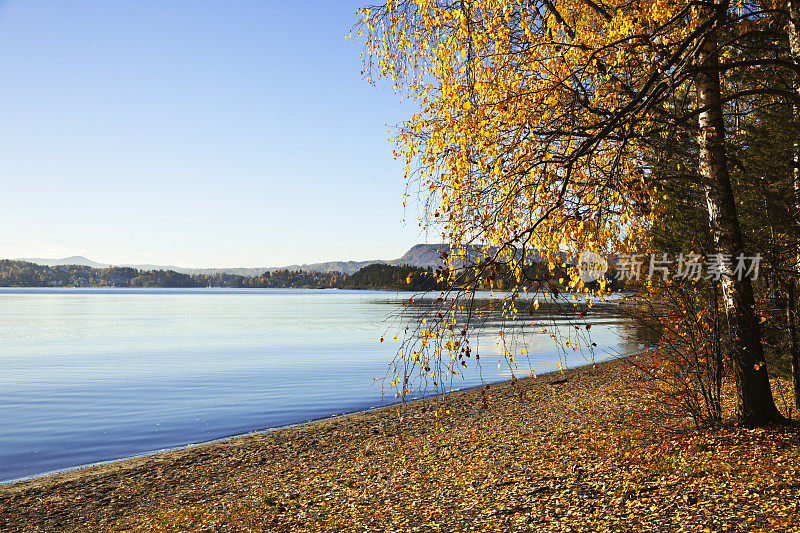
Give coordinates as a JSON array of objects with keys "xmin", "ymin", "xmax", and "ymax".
[
  {"xmin": 3, "ymin": 356, "xmax": 798, "ymax": 532},
  {"xmin": 0, "ymin": 363, "xmax": 583, "ymax": 490},
  {"xmin": 0, "ymin": 359, "xmax": 627, "ymax": 532}
]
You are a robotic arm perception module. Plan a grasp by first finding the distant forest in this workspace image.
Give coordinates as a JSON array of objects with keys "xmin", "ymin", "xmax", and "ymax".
[{"xmin": 0, "ymin": 260, "xmax": 449, "ymax": 291}]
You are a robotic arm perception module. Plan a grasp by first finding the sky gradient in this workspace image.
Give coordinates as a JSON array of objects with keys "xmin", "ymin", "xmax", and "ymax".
[{"xmin": 0, "ymin": 1, "xmax": 427, "ymax": 267}]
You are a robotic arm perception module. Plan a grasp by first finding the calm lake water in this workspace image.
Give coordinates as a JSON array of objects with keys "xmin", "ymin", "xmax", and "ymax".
[{"xmin": 0, "ymin": 288, "xmax": 634, "ymax": 483}]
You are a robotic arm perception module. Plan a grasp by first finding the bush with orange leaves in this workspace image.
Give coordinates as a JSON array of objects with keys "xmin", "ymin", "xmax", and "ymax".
[{"xmin": 627, "ymin": 277, "xmax": 727, "ymax": 427}]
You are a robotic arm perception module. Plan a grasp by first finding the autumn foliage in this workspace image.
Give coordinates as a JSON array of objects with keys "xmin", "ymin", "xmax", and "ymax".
[{"xmin": 355, "ymin": 0, "xmax": 798, "ymax": 425}]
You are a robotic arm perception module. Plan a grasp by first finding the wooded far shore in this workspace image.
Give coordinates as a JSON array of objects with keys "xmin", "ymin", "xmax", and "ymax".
[
  {"xmin": 0, "ymin": 259, "xmax": 625, "ymax": 292},
  {"xmin": 0, "ymin": 260, "xmax": 444, "ymax": 291}
]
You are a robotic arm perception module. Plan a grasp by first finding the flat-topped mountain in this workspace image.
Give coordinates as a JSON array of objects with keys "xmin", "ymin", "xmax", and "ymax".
[
  {"xmin": 393, "ymin": 243, "xmax": 448, "ymax": 268},
  {"xmin": 278, "ymin": 244, "xmax": 450, "ymax": 275}
]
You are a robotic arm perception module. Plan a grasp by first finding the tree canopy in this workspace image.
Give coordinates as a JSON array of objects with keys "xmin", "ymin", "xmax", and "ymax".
[{"xmin": 356, "ymin": 0, "xmax": 800, "ymax": 425}]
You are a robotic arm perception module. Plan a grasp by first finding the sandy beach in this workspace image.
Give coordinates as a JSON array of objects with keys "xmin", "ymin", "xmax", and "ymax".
[{"xmin": 2, "ymin": 357, "xmax": 798, "ymax": 532}]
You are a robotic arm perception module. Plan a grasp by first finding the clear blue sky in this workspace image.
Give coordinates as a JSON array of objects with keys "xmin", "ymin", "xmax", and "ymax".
[{"xmin": 0, "ymin": 0, "xmax": 427, "ymax": 267}]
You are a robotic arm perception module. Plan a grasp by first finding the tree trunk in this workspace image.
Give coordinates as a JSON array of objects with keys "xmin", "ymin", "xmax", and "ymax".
[
  {"xmin": 787, "ymin": 0, "xmax": 800, "ymax": 415},
  {"xmin": 788, "ymin": 283, "xmax": 800, "ymax": 416},
  {"xmin": 696, "ymin": 19, "xmax": 784, "ymax": 425}
]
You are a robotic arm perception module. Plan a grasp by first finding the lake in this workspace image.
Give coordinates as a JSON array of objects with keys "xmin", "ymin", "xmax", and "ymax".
[{"xmin": 0, "ymin": 287, "xmax": 634, "ymax": 483}]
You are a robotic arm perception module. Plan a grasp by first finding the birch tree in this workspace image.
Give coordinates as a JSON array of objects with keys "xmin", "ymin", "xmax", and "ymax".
[{"xmin": 356, "ymin": 0, "xmax": 790, "ymax": 425}]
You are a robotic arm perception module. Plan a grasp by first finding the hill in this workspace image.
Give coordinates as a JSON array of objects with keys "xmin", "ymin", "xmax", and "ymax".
[
  {"xmin": 13, "ymin": 244, "xmax": 451, "ymax": 277},
  {"xmin": 18, "ymin": 256, "xmax": 110, "ymax": 269}
]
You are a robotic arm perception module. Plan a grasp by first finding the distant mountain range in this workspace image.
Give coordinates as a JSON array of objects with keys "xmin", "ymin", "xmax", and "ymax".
[{"xmin": 16, "ymin": 244, "xmax": 450, "ymax": 277}]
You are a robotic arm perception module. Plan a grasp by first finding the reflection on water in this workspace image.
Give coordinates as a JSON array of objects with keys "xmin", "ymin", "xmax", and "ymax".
[
  {"xmin": 379, "ymin": 292, "xmax": 636, "ymax": 393},
  {"xmin": 0, "ymin": 288, "xmax": 635, "ymax": 483}
]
